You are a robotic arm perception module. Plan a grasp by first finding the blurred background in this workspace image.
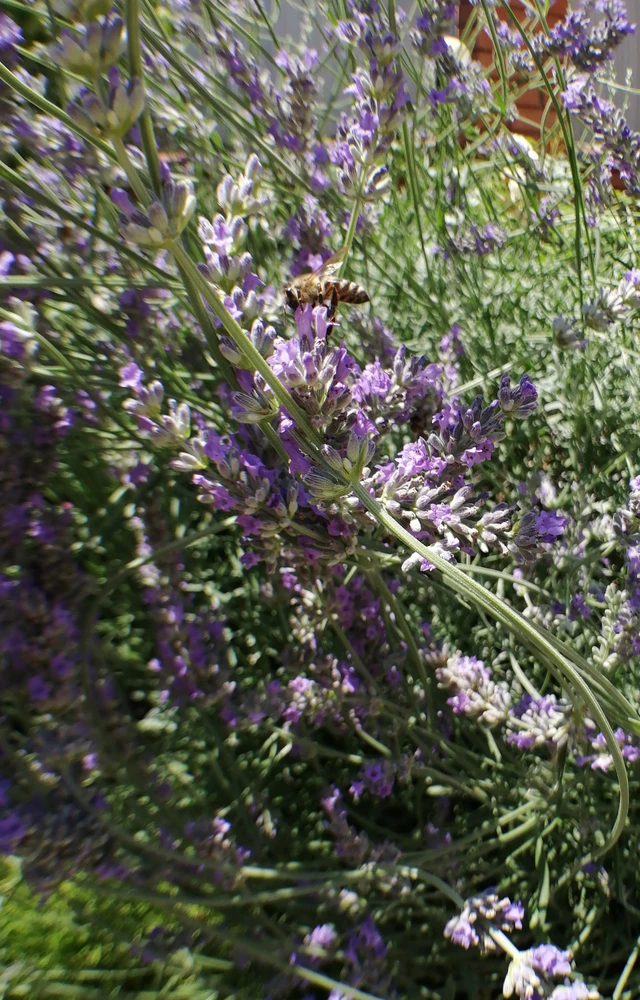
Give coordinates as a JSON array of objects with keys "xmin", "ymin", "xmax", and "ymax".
[
  {"xmin": 268, "ymin": 0, "xmax": 640, "ymax": 131},
  {"xmin": 614, "ymin": 0, "xmax": 640, "ymax": 128}
]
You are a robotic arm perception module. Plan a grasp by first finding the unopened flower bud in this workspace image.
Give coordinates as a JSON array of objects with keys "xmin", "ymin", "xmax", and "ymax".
[
  {"xmin": 167, "ymin": 180, "xmax": 196, "ymax": 227},
  {"xmin": 321, "ymin": 444, "xmax": 346, "ymax": 474},
  {"xmin": 49, "ymin": 18, "xmax": 124, "ymax": 75},
  {"xmin": 233, "ymin": 391, "xmax": 274, "ymax": 424},
  {"xmin": 304, "ymin": 471, "xmax": 351, "ymax": 501},
  {"xmin": 67, "ymin": 92, "xmax": 105, "ymax": 133},
  {"xmin": 104, "ymin": 76, "xmax": 144, "ymax": 136},
  {"xmin": 364, "ymin": 164, "xmax": 391, "ymax": 200},
  {"xmin": 147, "ymin": 200, "xmax": 170, "ymax": 239}
]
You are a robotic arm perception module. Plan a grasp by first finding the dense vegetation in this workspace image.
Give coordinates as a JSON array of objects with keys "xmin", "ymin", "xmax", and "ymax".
[{"xmin": 1, "ymin": 0, "xmax": 640, "ymax": 996}]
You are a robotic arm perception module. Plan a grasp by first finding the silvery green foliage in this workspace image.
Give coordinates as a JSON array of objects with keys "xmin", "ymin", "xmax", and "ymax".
[{"xmin": 1, "ymin": 0, "xmax": 640, "ymax": 997}]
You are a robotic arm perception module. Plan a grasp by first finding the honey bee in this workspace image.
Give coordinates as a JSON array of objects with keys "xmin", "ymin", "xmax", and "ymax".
[{"xmin": 283, "ymin": 247, "xmax": 370, "ymax": 324}]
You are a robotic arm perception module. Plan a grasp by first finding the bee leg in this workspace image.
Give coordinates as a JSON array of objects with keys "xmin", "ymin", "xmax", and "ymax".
[{"xmin": 326, "ymin": 286, "xmax": 339, "ymax": 339}]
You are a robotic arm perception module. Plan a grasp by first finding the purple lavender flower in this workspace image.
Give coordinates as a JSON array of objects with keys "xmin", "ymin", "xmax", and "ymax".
[
  {"xmin": 450, "ymin": 222, "xmax": 507, "ymax": 256},
  {"xmin": 444, "ymin": 891, "xmax": 524, "ymax": 954},
  {"xmin": 0, "ymin": 13, "xmax": 23, "ymax": 68},
  {"xmin": 576, "ymin": 726, "xmax": 639, "ymax": 771},
  {"xmin": 506, "ymin": 695, "xmax": 573, "ymax": 751},
  {"xmin": 305, "ymin": 924, "xmax": 337, "ymax": 952},
  {"xmin": 499, "ymin": 374, "xmax": 539, "ymax": 418},
  {"xmin": 504, "ymin": 946, "xmax": 571, "ymax": 999},
  {"xmin": 563, "ymin": 76, "xmax": 640, "ymax": 195},
  {"xmin": 436, "ymin": 652, "xmax": 511, "ymax": 727},
  {"xmin": 550, "ymin": 983, "xmax": 600, "ymax": 999},
  {"xmin": 536, "ymin": 510, "xmax": 568, "ymax": 542},
  {"xmin": 539, "ymin": 0, "xmax": 634, "ymax": 72},
  {"xmin": 358, "ymin": 760, "xmax": 395, "ymax": 798},
  {"xmin": 503, "ymin": 945, "xmax": 598, "ymax": 1000}
]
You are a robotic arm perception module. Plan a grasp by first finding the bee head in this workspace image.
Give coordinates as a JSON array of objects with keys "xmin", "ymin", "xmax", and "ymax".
[{"xmin": 283, "ymin": 286, "xmax": 300, "ymax": 311}]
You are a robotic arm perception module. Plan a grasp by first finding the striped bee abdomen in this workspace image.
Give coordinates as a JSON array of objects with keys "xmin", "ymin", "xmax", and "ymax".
[{"xmin": 323, "ymin": 279, "xmax": 370, "ymax": 305}]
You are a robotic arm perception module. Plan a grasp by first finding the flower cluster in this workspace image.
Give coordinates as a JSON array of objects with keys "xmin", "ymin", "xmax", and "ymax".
[
  {"xmin": 436, "ymin": 652, "xmax": 512, "ymax": 727},
  {"xmin": 412, "ymin": 13, "xmax": 491, "ymax": 121},
  {"xmin": 563, "ymin": 77, "xmax": 640, "ymax": 195},
  {"xmin": 538, "ymin": 0, "xmax": 634, "ymax": 73},
  {"xmin": 446, "ymin": 893, "xmax": 600, "ymax": 999},
  {"xmin": 332, "ymin": 23, "xmax": 409, "ymax": 199},
  {"xmin": 2, "ymin": 0, "xmax": 640, "ymax": 996},
  {"xmin": 444, "ymin": 891, "xmax": 524, "ymax": 953}
]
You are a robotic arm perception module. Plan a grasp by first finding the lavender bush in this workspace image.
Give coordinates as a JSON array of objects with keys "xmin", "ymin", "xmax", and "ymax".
[{"xmin": 1, "ymin": 0, "xmax": 640, "ymax": 996}]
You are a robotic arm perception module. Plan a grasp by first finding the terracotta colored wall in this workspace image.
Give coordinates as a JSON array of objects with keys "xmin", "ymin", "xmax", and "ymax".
[
  {"xmin": 457, "ymin": 1, "xmax": 629, "ymax": 188},
  {"xmin": 458, "ymin": 0, "xmax": 568, "ymax": 140}
]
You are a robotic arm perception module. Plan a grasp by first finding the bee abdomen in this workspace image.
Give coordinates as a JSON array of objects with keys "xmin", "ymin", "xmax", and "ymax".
[{"xmin": 332, "ymin": 280, "xmax": 370, "ymax": 305}]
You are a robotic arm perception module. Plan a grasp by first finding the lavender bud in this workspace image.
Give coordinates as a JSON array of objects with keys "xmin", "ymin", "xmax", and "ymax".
[
  {"xmin": 51, "ymin": 18, "xmax": 123, "ymax": 75},
  {"xmin": 105, "ymin": 76, "xmax": 145, "ymax": 136},
  {"xmin": 304, "ymin": 471, "xmax": 351, "ymax": 501},
  {"xmin": 250, "ymin": 319, "xmax": 275, "ymax": 359},
  {"xmin": 229, "ymin": 215, "xmax": 248, "ymax": 247},
  {"xmin": 219, "ymin": 338, "xmax": 245, "ymax": 366},
  {"xmin": 146, "ymin": 201, "xmax": 170, "ymax": 239},
  {"xmin": 165, "ymin": 180, "xmax": 196, "ymax": 236},
  {"xmin": 171, "ymin": 437, "xmax": 209, "ymax": 472},
  {"xmin": 499, "ymin": 374, "xmax": 538, "ymax": 418},
  {"xmin": 121, "ymin": 222, "xmax": 155, "ymax": 246},
  {"xmin": 321, "ymin": 444, "xmax": 346, "ymax": 474},
  {"xmin": 346, "ymin": 431, "xmax": 361, "ymax": 465},
  {"xmin": 110, "ymin": 187, "xmax": 136, "ymax": 216},
  {"xmin": 552, "ymin": 315, "xmax": 586, "ymax": 350},
  {"xmin": 216, "ymin": 174, "xmax": 235, "ymax": 209},
  {"xmin": 152, "ymin": 402, "xmax": 191, "ymax": 446},
  {"xmin": 67, "ymin": 93, "xmax": 105, "ymax": 133},
  {"xmin": 364, "ymin": 164, "xmax": 392, "ymax": 200},
  {"xmin": 102, "ymin": 17, "xmax": 125, "ymax": 64},
  {"xmin": 245, "ymin": 153, "xmax": 261, "ymax": 180},
  {"xmin": 233, "ymin": 391, "xmax": 274, "ymax": 424},
  {"xmin": 49, "ymin": 29, "xmax": 95, "ymax": 74},
  {"xmin": 198, "ymin": 217, "xmax": 218, "ymax": 244}
]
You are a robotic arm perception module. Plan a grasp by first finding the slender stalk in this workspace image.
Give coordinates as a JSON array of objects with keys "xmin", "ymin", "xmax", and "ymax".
[
  {"xmin": 612, "ymin": 934, "xmax": 640, "ymax": 1000},
  {"xmin": 111, "ymin": 135, "xmax": 149, "ymax": 205},
  {"xmin": 350, "ymin": 482, "xmax": 631, "ymax": 859},
  {"xmin": 0, "ymin": 161, "xmax": 171, "ymax": 282},
  {"xmin": 497, "ymin": 1, "xmax": 593, "ymax": 302},
  {"xmin": 125, "ymin": 0, "xmax": 163, "ymax": 196},
  {"xmin": 402, "ymin": 119, "xmax": 431, "ymax": 270},
  {"xmin": 170, "ymin": 243, "xmax": 324, "ymax": 448},
  {"xmin": 338, "ymin": 192, "xmax": 364, "ymax": 278}
]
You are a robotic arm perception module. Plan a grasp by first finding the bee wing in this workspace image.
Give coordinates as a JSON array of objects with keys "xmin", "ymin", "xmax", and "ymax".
[{"xmin": 314, "ymin": 246, "xmax": 347, "ymax": 277}]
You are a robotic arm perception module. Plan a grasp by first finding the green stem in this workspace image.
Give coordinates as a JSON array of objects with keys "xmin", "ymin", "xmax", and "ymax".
[
  {"xmin": 497, "ymin": 1, "xmax": 592, "ymax": 302},
  {"xmin": 176, "ymin": 261, "xmax": 238, "ymax": 384},
  {"xmin": 125, "ymin": 0, "xmax": 163, "ymax": 196},
  {"xmin": 612, "ymin": 933, "xmax": 640, "ymax": 1000},
  {"xmin": 402, "ymin": 119, "xmax": 430, "ymax": 270},
  {"xmin": 0, "ymin": 161, "xmax": 171, "ymax": 282},
  {"xmin": 350, "ymin": 482, "xmax": 630, "ymax": 859},
  {"xmin": 170, "ymin": 243, "xmax": 324, "ymax": 448},
  {"xmin": 480, "ymin": 0, "xmax": 508, "ymax": 114},
  {"xmin": 530, "ymin": 0, "xmax": 597, "ymax": 291},
  {"xmin": 338, "ymin": 193, "xmax": 363, "ymax": 278},
  {"xmin": 252, "ymin": 0, "xmax": 280, "ymax": 51},
  {"xmin": 106, "ymin": 517, "xmax": 237, "ymax": 590},
  {"xmin": 111, "ymin": 135, "xmax": 149, "ymax": 205}
]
